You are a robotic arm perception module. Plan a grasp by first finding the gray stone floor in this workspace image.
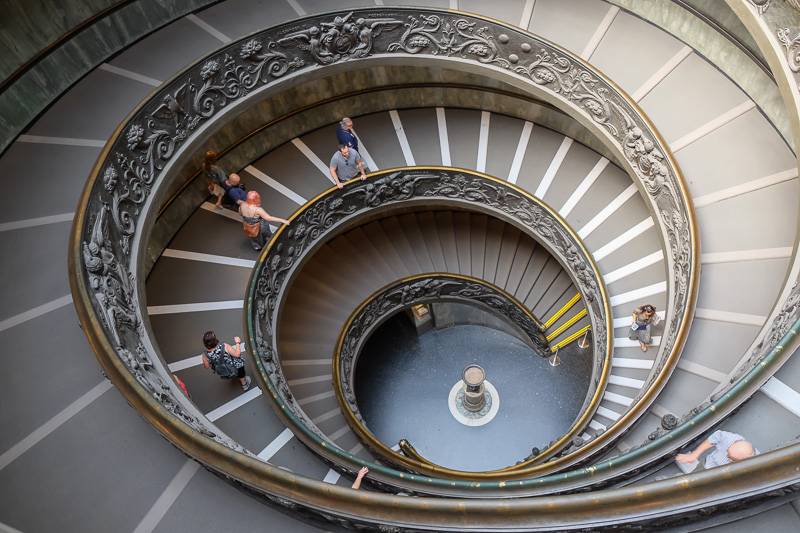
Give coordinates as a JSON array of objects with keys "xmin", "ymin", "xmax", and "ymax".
[{"xmin": 355, "ymin": 315, "xmax": 592, "ymax": 471}]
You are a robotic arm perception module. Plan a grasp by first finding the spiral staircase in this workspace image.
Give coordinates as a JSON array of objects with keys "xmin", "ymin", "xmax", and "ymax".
[{"xmin": 2, "ymin": 1, "xmax": 800, "ymax": 531}]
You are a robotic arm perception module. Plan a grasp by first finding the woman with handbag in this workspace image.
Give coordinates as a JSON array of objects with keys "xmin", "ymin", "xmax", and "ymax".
[
  {"xmin": 628, "ymin": 304, "xmax": 659, "ymax": 352},
  {"xmin": 239, "ymin": 190, "xmax": 290, "ymax": 251},
  {"xmin": 202, "ymin": 331, "xmax": 251, "ymax": 391}
]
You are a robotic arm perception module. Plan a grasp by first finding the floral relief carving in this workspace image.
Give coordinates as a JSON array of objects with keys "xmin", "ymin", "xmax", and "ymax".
[
  {"xmin": 388, "ymin": 14, "xmax": 510, "ymax": 67},
  {"xmin": 778, "ymin": 27, "xmax": 800, "ymax": 74},
  {"xmin": 279, "ymin": 12, "xmax": 403, "ymax": 64}
]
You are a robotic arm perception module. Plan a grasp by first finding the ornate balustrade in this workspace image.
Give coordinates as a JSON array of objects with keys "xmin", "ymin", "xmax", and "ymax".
[{"xmin": 66, "ymin": 4, "xmax": 800, "ymax": 528}]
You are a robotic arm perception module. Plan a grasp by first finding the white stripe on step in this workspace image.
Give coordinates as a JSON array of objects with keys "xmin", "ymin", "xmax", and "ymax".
[
  {"xmin": 612, "ymin": 357, "xmax": 654, "ymax": 370},
  {"xmin": 761, "ymin": 378, "xmax": 800, "ymax": 418},
  {"xmin": 258, "ymin": 428, "xmax": 294, "ymax": 461},
  {"xmin": 701, "ymin": 247, "xmax": 793, "ymax": 264},
  {"xmin": 186, "ymin": 14, "xmax": 230, "ymax": 43},
  {"xmin": 593, "ymin": 218, "xmax": 654, "ymax": 262},
  {"xmin": 292, "ymin": 138, "xmax": 334, "ymax": 181},
  {"xmin": 609, "ymin": 281, "xmax": 666, "ymax": 308},
  {"xmin": 168, "ymin": 355, "xmax": 204, "ymax": 372},
  {"xmin": 0, "ymin": 212, "xmax": 73, "ymax": 233},
  {"xmin": 507, "ymin": 121, "xmax": 534, "ymax": 185},
  {"xmin": 436, "ymin": 107, "xmax": 452, "ymax": 167},
  {"xmin": 581, "ymin": 6, "xmax": 619, "ymax": 60},
  {"xmin": 578, "ymin": 183, "xmax": 637, "ymax": 239},
  {"xmin": 476, "ymin": 111, "xmax": 490, "ymax": 173},
  {"xmin": 694, "ymin": 308, "xmax": 766, "ymax": 327},
  {"xmin": 631, "ymin": 46, "xmax": 692, "ymax": 102},
  {"xmin": 693, "ymin": 168, "xmax": 797, "ymax": 209},
  {"xmin": 670, "ymin": 100, "xmax": 756, "ymax": 152},
  {"xmin": 353, "ymin": 129, "xmax": 379, "ymax": 171},
  {"xmin": 18, "ymin": 135, "xmax": 105, "ymax": 148},
  {"xmin": 200, "ymin": 202, "xmax": 241, "ymax": 221},
  {"xmin": 535, "ymin": 137, "xmax": 572, "ymax": 198},
  {"xmin": 244, "ymin": 165, "xmax": 308, "ymax": 205},
  {"xmin": 604, "ymin": 251, "xmax": 664, "ymax": 284},
  {"xmin": 389, "ymin": 110, "xmax": 416, "ymax": 166},
  {"xmin": 205, "ymin": 387, "xmax": 261, "ymax": 422},
  {"xmin": 559, "ymin": 157, "xmax": 609, "ymax": 218},
  {"xmin": 147, "ymin": 300, "xmax": 243, "ymax": 315},
  {"xmin": 99, "ymin": 63, "xmax": 162, "ymax": 87},
  {"xmin": 161, "ymin": 249, "xmax": 255, "ymax": 268}
]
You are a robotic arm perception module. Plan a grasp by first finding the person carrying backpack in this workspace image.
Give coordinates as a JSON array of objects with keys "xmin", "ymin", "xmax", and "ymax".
[{"xmin": 202, "ymin": 331, "xmax": 251, "ymax": 391}]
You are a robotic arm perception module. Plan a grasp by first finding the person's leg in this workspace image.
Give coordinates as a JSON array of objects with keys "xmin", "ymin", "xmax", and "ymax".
[
  {"xmin": 639, "ymin": 324, "xmax": 652, "ymax": 351},
  {"xmin": 259, "ymin": 221, "xmax": 272, "ymax": 247},
  {"xmin": 238, "ymin": 367, "xmax": 251, "ymax": 390}
]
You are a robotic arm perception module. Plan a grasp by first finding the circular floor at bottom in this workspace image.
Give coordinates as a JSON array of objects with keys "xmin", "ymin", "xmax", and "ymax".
[{"xmin": 354, "ymin": 315, "xmax": 594, "ymax": 472}]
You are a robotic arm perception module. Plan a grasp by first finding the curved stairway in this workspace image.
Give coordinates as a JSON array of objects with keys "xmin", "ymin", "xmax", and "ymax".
[
  {"xmin": 2, "ymin": 0, "xmax": 800, "ymax": 531},
  {"xmin": 278, "ymin": 210, "xmax": 591, "ymax": 456}
]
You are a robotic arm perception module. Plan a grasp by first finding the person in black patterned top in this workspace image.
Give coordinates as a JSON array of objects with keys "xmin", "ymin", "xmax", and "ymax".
[{"xmin": 202, "ymin": 331, "xmax": 251, "ymax": 391}]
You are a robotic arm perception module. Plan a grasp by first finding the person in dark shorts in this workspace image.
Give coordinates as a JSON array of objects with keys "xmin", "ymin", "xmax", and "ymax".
[{"xmin": 201, "ymin": 331, "xmax": 251, "ymax": 391}]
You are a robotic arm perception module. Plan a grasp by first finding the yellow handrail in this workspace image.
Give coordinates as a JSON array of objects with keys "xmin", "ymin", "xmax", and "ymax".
[
  {"xmin": 543, "ymin": 293, "xmax": 581, "ymax": 329},
  {"xmin": 546, "ymin": 309, "xmax": 588, "ymax": 341},
  {"xmin": 551, "ymin": 325, "xmax": 592, "ymax": 352}
]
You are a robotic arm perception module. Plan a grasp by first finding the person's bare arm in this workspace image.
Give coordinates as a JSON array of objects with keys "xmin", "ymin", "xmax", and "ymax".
[
  {"xmin": 202, "ymin": 352, "xmax": 210, "ymax": 369},
  {"xmin": 227, "ymin": 336, "xmax": 242, "ymax": 359},
  {"xmin": 676, "ymin": 439, "xmax": 714, "ymax": 463},
  {"xmin": 351, "ymin": 466, "xmax": 369, "ymax": 489},
  {"xmin": 257, "ymin": 208, "xmax": 290, "ymax": 225},
  {"xmin": 330, "ymin": 165, "xmax": 343, "ymax": 189},
  {"xmin": 357, "ymin": 159, "xmax": 366, "ymax": 180}
]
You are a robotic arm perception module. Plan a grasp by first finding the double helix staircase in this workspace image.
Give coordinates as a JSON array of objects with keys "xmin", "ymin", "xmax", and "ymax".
[{"xmin": 2, "ymin": 0, "xmax": 800, "ymax": 531}]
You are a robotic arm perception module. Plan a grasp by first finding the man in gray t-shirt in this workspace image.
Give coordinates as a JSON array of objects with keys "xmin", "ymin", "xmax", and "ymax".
[{"xmin": 329, "ymin": 144, "xmax": 366, "ymax": 189}]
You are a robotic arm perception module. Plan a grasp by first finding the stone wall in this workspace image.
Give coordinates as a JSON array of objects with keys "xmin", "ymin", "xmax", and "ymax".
[{"xmin": 0, "ymin": 0, "xmax": 217, "ymax": 153}]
